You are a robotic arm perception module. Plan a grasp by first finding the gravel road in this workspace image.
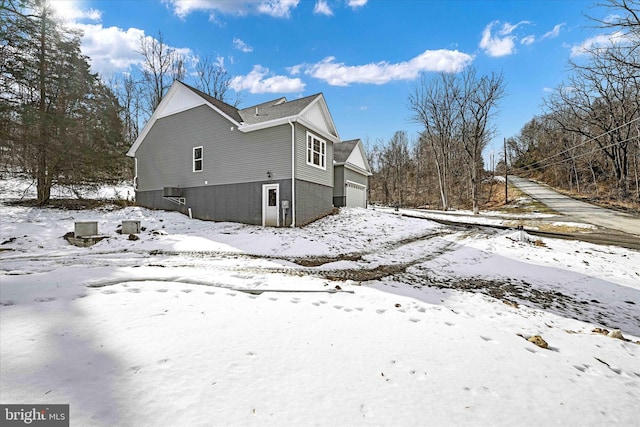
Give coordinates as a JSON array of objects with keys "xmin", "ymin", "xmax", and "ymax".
[{"xmin": 508, "ymin": 175, "xmax": 640, "ymax": 238}]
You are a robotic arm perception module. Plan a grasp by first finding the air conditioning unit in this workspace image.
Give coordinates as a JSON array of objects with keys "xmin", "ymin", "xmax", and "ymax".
[{"xmin": 163, "ymin": 187, "xmax": 181, "ymax": 197}]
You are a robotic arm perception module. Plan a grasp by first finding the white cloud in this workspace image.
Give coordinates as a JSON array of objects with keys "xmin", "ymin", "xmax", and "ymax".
[
  {"xmin": 521, "ymin": 35, "xmax": 535, "ymax": 46},
  {"xmin": 230, "ymin": 65, "xmax": 306, "ymax": 93},
  {"xmin": 299, "ymin": 50, "xmax": 473, "ymax": 86},
  {"xmin": 499, "ymin": 21, "xmax": 529, "ymax": 36},
  {"xmin": 314, "ymin": 0, "xmax": 333, "ymax": 16},
  {"xmin": 479, "ymin": 20, "xmax": 530, "ymax": 57},
  {"xmin": 74, "ymin": 23, "xmax": 196, "ymax": 78},
  {"xmin": 233, "ymin": 38, "xmax": 254, "ymax": 53},
  {"xmin": 257, "ymin": 0, "xmax": 300, "ymax": 17},
  {"xmin": 47, "ymin": 0, "xmax": 102, "ymax": 22},
  {"xmin": 75, "ymin": 24, "xmax": 146, "ymax": 76},
  {"xmin": 570, "ymin": 31, "xmax": 628, "ymax": 57},
  {"xmin": 287, "ymin": 64, "xmax": 303, "ymax": 75},
  {"xmin": 542, "ymin": 23, "xmax": 564, "ymax": 40},
  {"xmin": 165, "ymin": 0, "xmax": 300, "ymax": 19},
  {"xmin": 348, "ymin": 0, "xmax": 368, "ymax": 8}
]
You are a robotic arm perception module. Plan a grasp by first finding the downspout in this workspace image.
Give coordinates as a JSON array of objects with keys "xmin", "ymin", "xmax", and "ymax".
[
  {"xmin": 133, "ymin": 157, "xmax": 138, "ymax": 199},
  {"xmin": 288, "ymin": 119, "xmax": 296, "ymax": 227}
]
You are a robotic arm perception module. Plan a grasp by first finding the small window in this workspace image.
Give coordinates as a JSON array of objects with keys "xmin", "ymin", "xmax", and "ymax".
[
  {"xmin": 306, "ymin": 132, "xmax": 326, "ymax": 170},
  {"xmin": 193, "ymin": 146, "xmax": 203, "ymax": 172},
  {"xmin": 268, "ymin": 189, "xmax": 277, "ymax": 206}
]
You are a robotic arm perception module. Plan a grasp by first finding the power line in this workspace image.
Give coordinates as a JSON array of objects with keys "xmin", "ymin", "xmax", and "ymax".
[
  {"xmin": 520, "ymin": 115, "xmax": 640, "ymax": 168},
  {"xmin": 533, "ymin": 134, "xmax": 638, "ymax": 171}
]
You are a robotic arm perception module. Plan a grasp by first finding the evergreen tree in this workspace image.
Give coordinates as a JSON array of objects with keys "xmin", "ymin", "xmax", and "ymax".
[{"xmin": 1, "ymin": 0, "xmax": 129, "ymax": 204}]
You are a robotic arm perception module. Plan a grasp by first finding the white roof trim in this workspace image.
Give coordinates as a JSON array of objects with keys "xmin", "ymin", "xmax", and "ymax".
[
  {"xmin": 343, "ymin": 162, "xmax": 373, "ymax": 176},
  {"xmin": 239, "ymin": 116, "xmax": 340, "ymax": 143}
]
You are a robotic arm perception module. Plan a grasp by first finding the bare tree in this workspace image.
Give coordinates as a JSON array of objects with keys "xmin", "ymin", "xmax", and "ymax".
[
  {"xmin": 194, "ymin": 54, "xmax": 239, "ymax": 105},
  {"xmin": 138, "ymin": 31, "xmax": 185, "ymax": 116},
  {"xmin": 112, "ymin": 73, "xmax": 142, "ymax": 145},
  {"xmin": 590, "ymin": 0, "xmax": 640, "ymax": 71},
  {"xmin": 409, "ymin": 73, "xmax": 460, "ymax": 210},
  {"xmin": 457, "ymin": 68, "xmax": 506, "ymax": 214},
  {"xmin": 545, "ymin": 47, "xmax": 640, "ymax": 195}
]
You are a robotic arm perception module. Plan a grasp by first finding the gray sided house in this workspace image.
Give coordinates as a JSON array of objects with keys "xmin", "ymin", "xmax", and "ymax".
[
  {"xmin": 333, "ymin": 139, "xmax": 372, "ymax": 208},
  {"xmin": 127, "ymin": 80, "xmax": 370, "ymax": 226}
]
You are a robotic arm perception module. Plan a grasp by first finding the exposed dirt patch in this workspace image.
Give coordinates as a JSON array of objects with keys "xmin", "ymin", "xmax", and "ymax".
[
  {"xmin": 293, "ymin": 254, "xmax": 363, "ymax": 267},
  {"xmin": 6, "ymin": 198, "xmax": 132, "ymax": 210}
]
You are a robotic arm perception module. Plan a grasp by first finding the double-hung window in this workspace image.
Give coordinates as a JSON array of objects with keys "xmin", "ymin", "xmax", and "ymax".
[
  {"xmin": 306, "ymin": 132, "xmax": 326, "ymax": 170},
  {"xmin": 193, "ymin": 146, "xmax": 203, "ymax": 172}
]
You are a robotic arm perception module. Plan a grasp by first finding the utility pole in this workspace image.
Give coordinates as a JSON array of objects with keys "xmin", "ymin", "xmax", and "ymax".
[{"xmin": 504, "ymin": 137, "xmax": 508, "ymax": 204}]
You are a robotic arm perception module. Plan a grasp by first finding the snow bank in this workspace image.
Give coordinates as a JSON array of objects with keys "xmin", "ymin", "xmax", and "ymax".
[{"xmin": 1, "ymin": 199, "xmax": 639, "ymax": 426}]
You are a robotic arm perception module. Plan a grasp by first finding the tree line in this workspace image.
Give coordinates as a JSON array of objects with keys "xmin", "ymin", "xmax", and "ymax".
[
  {"xmin": 508, "ymin": 0, "xmax": 640, "ymax": 205},
  {"xmin": 368, "ymin": 0, "xmax": 639, "ymax": 212},
  {"xmin": 368, "ymin": 68, "xmax": 505, "ymax": 213},
  {"xmin": 1, "ymin": 0, "xmax": 235, "ymax": 205},
  {"xmin": 1, "ymin": 0, "xmax": 127, "ymax": 203}
]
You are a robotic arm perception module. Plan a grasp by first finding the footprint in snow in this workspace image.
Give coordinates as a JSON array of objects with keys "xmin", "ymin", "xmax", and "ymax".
[
  {"xmin": 156, "ymin": 289, "xmax": 168, "ymax": 293},
  {"xmin": 479, "ymin": 336, "xmax": 495, "ymax": 343},
  {"xmin": 181, "ymin": 289, "xmax": 192, "ymax": 293},
  {"xmin": 127, "ymin": 288, "xmax": 141, "ymax": 293},
  {"xmin": 205, "ymin": 291, "xmax": 215, "ymax": 295},
  {"xmin": 409, "ymin": 318, "xmax": 420, "ymax": 323},
  {"xmin": 101, "ymin": 290, "xmax": 116, "ymax": 295},
  {"xmin": 376, "ymin": 309, "xmax": 386, "ymax": 315}
]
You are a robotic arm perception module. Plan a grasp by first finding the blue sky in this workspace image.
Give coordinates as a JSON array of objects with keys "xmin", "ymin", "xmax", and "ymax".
[{"xmin": 48, "ymin": 0, "xmax": 613, "ymax": 163}]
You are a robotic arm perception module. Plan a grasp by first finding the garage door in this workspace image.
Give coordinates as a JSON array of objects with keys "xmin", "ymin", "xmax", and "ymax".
[{"xmin": 345, "ymin": 181, "xmax": 367, "ymax": 208}]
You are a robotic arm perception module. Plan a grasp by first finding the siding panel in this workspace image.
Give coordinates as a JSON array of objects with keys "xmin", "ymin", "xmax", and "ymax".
[
  {"xmin": 294, "ymin": 123, "xmax": 333, "ymax": 187},
  {"xmin": 136, "ymin": 105, "xmax": 292, "ymax": 191}
]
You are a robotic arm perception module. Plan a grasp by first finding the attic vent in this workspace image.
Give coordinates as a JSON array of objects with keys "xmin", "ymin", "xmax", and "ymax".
[{"xmin": 255, "ymin": 107, "xmax": 259, "ymax": 116}]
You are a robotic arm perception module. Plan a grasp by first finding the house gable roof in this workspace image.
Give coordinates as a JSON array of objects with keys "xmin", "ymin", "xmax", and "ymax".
[
  {"xmin": 127, "ymin": 81, "xmax": 242, "ymax": 157},
  {"xmin": 238, "ymin": 93, "xmax": 340, "ymax": 141},
  {"xmin": 334, "ymin": 140, "xmax": 359, "ymax": 163},
  {"xmin": 127, "ymin": 81, "xmax": 340, "ymax": 157},
  {"xmin": 334, "ymin": 139, "xmax": 373, "ymax": 176},
  {"xmin": 183, "ymin": 84, "xmax": 243, "ymax": 123}
]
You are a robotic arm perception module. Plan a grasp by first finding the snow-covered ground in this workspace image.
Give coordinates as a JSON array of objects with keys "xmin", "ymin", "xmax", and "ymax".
[{"xmin": 1, "ymin": 179, "xmax": 639, "ymax": 426}]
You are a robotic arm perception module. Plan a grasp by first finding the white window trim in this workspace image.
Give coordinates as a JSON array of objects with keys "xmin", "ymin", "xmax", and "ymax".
[
  {"xmin": 193, "ymin": 146, "xmax": 203, "ymax": 173},
  {"xmin": 306, "ymin": 131, "xmax": 326, "ymax": 170}
]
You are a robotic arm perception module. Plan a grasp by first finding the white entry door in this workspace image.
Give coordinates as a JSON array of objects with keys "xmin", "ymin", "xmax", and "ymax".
[{"xmin": 262, "ymin": 184, "xmax": 279, "ymax": 226}]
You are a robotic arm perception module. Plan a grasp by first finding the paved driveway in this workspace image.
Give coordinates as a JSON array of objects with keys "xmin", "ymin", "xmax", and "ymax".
[{"xmin": 508, "ymin": 175, "xmax": 640, "ymax": 238}]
